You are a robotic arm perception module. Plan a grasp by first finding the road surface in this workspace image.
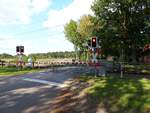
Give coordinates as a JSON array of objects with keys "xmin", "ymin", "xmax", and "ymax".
[{"xmin": 0, "ymin": 67, "xmax": 86, "ymax": 113}]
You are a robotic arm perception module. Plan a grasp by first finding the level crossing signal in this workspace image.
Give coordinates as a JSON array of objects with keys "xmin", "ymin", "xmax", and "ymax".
[
  {"xmin": 16, "ymin": 46, "xmax": 24, "ymax": 53},
  {"xmin": 20, "ymin": 46, "xmax": 24, "ymax": 53},
  {"xmin": 16, "ymin": 46, "xmax": 20, "ymax": 52},
  {"xmin": 92, "ymin": 37, "xmax": 97, "ymax": 48}
]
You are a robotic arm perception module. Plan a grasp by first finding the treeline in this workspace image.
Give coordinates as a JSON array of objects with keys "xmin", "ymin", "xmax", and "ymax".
[
  {"xmin": 64, "ymin": 0, "xmax": 150, "ymax": 62},
  {"xmin": 0, "ymin": 53, "xmax": 14, "ymax": 59},
  {"xmin": 28, "ymin": 51, "xmax": 75, "ymax": 59},
  {"xmin": 0, "ymin": 51, "xmax": 76, "ymax": 60}
]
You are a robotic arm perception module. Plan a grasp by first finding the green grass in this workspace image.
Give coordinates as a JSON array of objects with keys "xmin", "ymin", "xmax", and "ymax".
[
  {"xmin": 124, "ymin": 64, "xmax": 150, "ymax": 74},
  {"xmin": 0, "ymin": 67, "xmax": 44, "ymax": 76},
  {"xmin": 80, "ymin": 75, "xmax": 150, "ymax": 113}
]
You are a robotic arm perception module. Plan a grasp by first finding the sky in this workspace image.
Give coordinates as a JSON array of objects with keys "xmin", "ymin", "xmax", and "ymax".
[{"xmin": 0, "ymin": 0, "xmax": 94, "ymax": 55}]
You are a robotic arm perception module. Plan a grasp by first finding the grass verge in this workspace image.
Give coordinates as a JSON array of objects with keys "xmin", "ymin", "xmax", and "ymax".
[
  {"xmin": 80, "ymin": 75, "xmax": 150, "ymax": 113},
  {"xmin": 124, "ymin": 64, "xmax": 150, "ymax": 74},
  {"xmin": 0, "ymin": 67, "xmax": 44, "ymax": 76}
]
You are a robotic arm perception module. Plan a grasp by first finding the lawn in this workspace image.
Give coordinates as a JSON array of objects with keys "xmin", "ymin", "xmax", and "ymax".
[
  {"xmin": 124, "ymin": 64, "xmax": 150, "ymax": 74},
  {"xmin": 0, "ymin": 67, "xmax": 44, "ymax": 76},
  {"xmin": 80, "ymin": 75, "xmax": 150, "ymax": 113}
]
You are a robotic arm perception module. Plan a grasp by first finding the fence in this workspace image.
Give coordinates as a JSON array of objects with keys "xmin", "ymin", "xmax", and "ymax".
[
  {"xmin": 0, "ymin": 60, "xmax": 87, "ymax": 68},
  {"xmin": 0, "ymin": 60, "xmax": 149, "ymax": 75}
]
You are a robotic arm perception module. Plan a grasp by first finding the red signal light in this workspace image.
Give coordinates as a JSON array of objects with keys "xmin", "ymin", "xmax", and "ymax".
[
  {"xmin": 92, "ymin": 38, "xmax": 96, "ymax": 42},
  {"xmin": 92, "ymin": 37, "xmax": 97, "ymax": 47}
]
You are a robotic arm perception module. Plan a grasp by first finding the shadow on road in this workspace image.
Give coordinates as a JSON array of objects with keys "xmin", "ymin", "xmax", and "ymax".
[
  {"xmin": 50, "ymin": 76, "xmax": 150, "ymax": 113},
  {"xmin": 0, "ymin": 81, "xmax": 61, "ymax": 113},
  {"xmin": 50, "ymin": 79, "xmax": 99, "ymax": 113}
]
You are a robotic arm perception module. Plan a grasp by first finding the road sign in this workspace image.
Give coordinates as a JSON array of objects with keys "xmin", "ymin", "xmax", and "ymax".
[{"xmin": 92, "ymin": 53, "xmax": 98, "ymax": 63}]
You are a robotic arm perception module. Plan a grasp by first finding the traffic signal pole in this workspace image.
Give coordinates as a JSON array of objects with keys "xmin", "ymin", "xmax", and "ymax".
[
  {"xmin": 83, "ymin": 37, "xmax": 103, "ymax": 77},
  {"xmin": 16, "ymin": 46, "xmax": 24, "ymax": 69},
  {"xmin": 91, "ymin": 37, "xmax": 101, "ymax": 76}
]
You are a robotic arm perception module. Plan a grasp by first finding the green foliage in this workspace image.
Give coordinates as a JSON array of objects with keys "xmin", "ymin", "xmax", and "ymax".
[
  {"xmin": 81, "ymin": 76, "xmax": 150, "ymax": 113},
  {"xmin": 78, "ymin": 15, "xmax": 95, "ymax": 38},
  {"xmin": 0, "ymin": 67, "xmax": 43, "ymax": 76},
  {"xmin": 64, "ymin": 20, "xmax": 81, "ymax": 47},
  {"xmin": 1, "ymin": 52, "xmax": 75, "ymax": 61},
  {"xmin": 0, "ymin": 53, "xmax": 14, "ymax": 59},
  {"xmin": 28, "ymin": 54, "xmax": 37, "ymax": 62},
  {"xmin": 28, "ymin": 51, "xmax": 76, "ymax": 59},
  {"xmin": 64, "ymin": 16, "xmax": 98, "ymax": 61},
  {"xmin": 63, "ymin": 0, "xmax": 150, "ymax": 62},
  {"xmin": 91, "ymin": 0, "xmax": 150, "ymax": 61}
]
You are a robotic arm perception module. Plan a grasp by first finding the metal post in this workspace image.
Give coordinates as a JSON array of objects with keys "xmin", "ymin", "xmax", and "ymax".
[{"xmin": 121, "ymin": 42, "xmax": 124, "ymax": 78}]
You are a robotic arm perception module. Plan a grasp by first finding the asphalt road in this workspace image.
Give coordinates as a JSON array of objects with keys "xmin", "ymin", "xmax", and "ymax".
[{"xmin": 0, "ymin": 66, "xmax": 86, "ymax": 113}]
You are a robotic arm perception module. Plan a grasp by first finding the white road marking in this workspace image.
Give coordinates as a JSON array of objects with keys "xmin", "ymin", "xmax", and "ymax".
[
  {"xmin": 22, "ymin": 78, "xmax": 67, "ymax": 88},
  {"xmin": 39, "ymin": 72, "xmax": 47, "ymax": 75}
]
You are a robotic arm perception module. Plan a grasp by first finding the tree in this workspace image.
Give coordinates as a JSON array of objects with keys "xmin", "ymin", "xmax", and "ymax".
[
  {"xmin": 91, "ymin": 0, "xmax": 150, "ymax": 62},
  {"xmin": 77, "ymin": 15, "xmax": 94, "ymax": 61},
  {"xmin": 64, "ymin": 20, "xmax": 82, "ymax": 60},
  {"xmin": 78, "ymin": 15, "xmax": 95, "ymax": 38},
  {"xmin": 64, "ymin": 20, "xmax": 81, "ymax": 47},
  {"xmin": 0, "ymin": 53, "xmax": 14, "ymax": 59}
]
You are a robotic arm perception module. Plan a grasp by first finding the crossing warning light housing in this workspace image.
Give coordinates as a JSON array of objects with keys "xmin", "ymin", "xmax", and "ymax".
[
  {"xmin": 16, "ymin": 46, "xmax": 20, "ymax": 52},
  {"xmin": 20, "ymin": 46, "xmax": 24, "ymax": 53},
  {"xmin": 16, "ymin": 46, "xmax": 24, "ymax": 53},
  {"xmin": 92, "ymin": 37, "xmax": 97, "ymax": 48}
]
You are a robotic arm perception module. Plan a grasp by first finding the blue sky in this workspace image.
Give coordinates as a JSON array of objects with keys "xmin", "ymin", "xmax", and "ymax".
[{"xmin": 0, "ymin": 0, "xmax": 93, "ymax": 55}]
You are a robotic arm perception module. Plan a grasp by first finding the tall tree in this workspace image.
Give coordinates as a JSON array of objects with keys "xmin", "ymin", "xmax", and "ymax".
[
  {"xmin": 64, "ymin": 20, "xmax": 80, "ymax": 46},
  {"xmin": 92, "ymin": 0, "xmax": 150, "ymax": 62},
  {"xmin": 64, "ymin": 20, "xmax": 82, "ymax": 59},
  {"xmin": 78, "ymin": 15, "xmax": 94, "ymax": 61},
  {"xmin": 78, "ymin": 15, "xmax": 95, "ymax": 38}
]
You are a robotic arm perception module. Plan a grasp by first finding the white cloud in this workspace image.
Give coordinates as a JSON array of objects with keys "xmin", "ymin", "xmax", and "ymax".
[
  {"xmin": 0, "ymin": 0, "xmax": 31, "ymax": 24},
  {"xmin": 42, "ymin": 0, "xmax": 94, "ymax": 52},
  {"xmin": 43, "ymin": 0, "xmax": 94, "ymax": 28},
  {"xmin": 0, "ymin": 0, "xmax": 93, "ymax": 54},
  {"xmin": 0, "ymin": 34, "xmax": 34, "ymax": 55},
  {"xmin": 0, "ymin": 33, "xmax": 74, "ymax": 55},
  {"xmin": 47, "ymin": 34, "xmax": 74, "ymax": 52},
  {"xmin": 32, "ymin": 0, "xmax": 51, "ymax": 13},
  {"xmin": 0, "ymin": 0, "xmax": 51, "ymax": 25}
]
